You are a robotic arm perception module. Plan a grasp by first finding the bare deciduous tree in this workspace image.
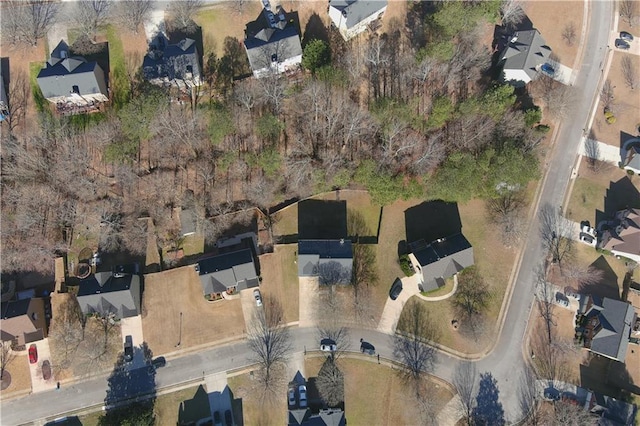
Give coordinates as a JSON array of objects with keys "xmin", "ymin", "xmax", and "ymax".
[
  {"xmin": 517, "ymin": 365, "xmax": 542, "ymax": 426},
  {"xmin": 621, "ymin": 56, "xmax": 638, "ymax": 90},
  {"xmin": 5, "ymin": 69, "xmax": 30, "ymax": 133},
  {"xmin": 486, "ymin": 190, "xmax": 525, "ymax": 246},
  {"xmin": 74, "ymin": 0, "xmax": 112, "ymax": 39},
  {"xmin": 538, "ymin": 203, "xmax": 575, "ymax": 268},
  {"xmin": 247, "ymin": 295, "xmax": 291, "ymax": 392},
  {"xmin": 584, "ymin": 138, "xmax": 602, "ymax": 172},
  {"xmin": 620, "ymin": 0, "xmax": 638, "ymax": 27},
  {"xmin": 536, "ymin": 75, "xmax": 577, "ymax": 121},
  {"xmin": 168, "ymin": 0, "xmax": 202, "ymax": 30},
  {"xmin": 451, "ymin": 267, "xmax": 490, "ymax": 339},
  {"xmin": 393, "ymin": 300, "xmax": 439, "ymax": 395},
  {"xmin": 454, "ymin": 361, "xmax": 477, "ymax": 425},
  {"xmin": 501, "ymin": 0, "xmax": 525, "ymax": 29},
  {"xmin": 2, "ymin": 0, "xmax": 59, "ymax": 46},
  {"xmin": 534, "ymin": 263, "xmax": 556, "ymax": 346},
  {"xmin": 600, "ymin": 79, "xmax": 615, "ymax": 111},
  {"xmin": 562, "ymin": 22, "xmax": 576, "ymax": 46},
  {"xmin": 545, "ymin": 398, "xmax": 598, "ymax": 425},
  {"xmin": 316, "ymin": 357, "xmax": 344, "ymax": 407},
  {"xmin": 0, "ymin": 341, "xmax": 16, "ymax": 383},
  {"xmin": 117, "ymin": 0, "xmax": 153, "ymax": 33}
]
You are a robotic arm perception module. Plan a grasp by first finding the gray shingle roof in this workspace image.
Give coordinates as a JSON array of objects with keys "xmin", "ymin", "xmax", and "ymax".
[
  {"xmin": 77, "ymin": 273, "xmax": 141, "ymax": 318},
  {"xmin": 501, "ymin": 29, "xmax": 551, "ymax": 81},
  {"xmin": 142, "ymin": 37, "xmax": 202, "ymax": 82},
  {"xmin": 329, "ymin": 0, "xmax": 387, "ymax": 29},
  {"xmin": 298, "ymin": 240, "xmax": 353, "ymax": 284},
  {"xmin": 411, "ymin": 233, "xmax": 474, "ymax": 292},
  {"xmin": 196, "ymin": 249, "xmax": 258, "ymax": 295},
  {"xmin": 586, "ymin": 296, "xmax": 635, "ymax": 362},
  {"xmin": 624, "ymin": 145, "xmax": 640, "ymax": 171}
]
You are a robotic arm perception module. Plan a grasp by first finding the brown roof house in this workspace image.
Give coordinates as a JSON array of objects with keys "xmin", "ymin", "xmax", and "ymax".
[
  {"xmin": 1, "ymin": 298, "xmax": 47, "ymax": 346},
  {"xmin": 598, "ymin": 208, "xmax": 640, "ymax": 263}
]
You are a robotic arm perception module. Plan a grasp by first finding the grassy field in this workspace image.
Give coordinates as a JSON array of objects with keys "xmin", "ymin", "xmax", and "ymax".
[
  {"xmin": 105, "ymin": 25, "xmax": 130, "ymax": 108},
  {"xmin": 259, "ymin": 245, "xmax": 299, "ymax": 323},
  {"xmin": 227, "ymin": 369, "xmax": 286, "ymax": 426},
  {"xmin": 304, "ymin": 357, "xmax": 454, "ymax": 425},
  {"xmin": 28, "ymin": 61, "xmax": 47, "ymax": 112}
]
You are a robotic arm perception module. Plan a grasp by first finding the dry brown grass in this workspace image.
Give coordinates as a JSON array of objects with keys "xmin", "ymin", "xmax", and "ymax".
[
  {"xmin": 0, "ymin": 353, "xmax": 32, "ymax": 398},
  {"xmin": 591, "ymin": 52, "xmax": 640, "ymax": 146},
  {"xmin": 141, "ymin": 266, "xmax": 245, "ymax": 355},
  {"xmin": 523, "ymin": 1, "xmax": 583, "ymax": 67},
  {"xmin": 259, "ymin": 245, "xmax": 299, "ymax": 323},
  {"xmin": 227, "ymin": 367, "xmax": 287, "ymax": 426}
]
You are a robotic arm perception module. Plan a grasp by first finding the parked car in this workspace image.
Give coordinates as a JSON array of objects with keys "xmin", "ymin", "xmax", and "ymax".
[
  {"xmin": 580, "ymin": 220, "xmax": 595, "ymax": 236},
  {"xmin": 28, "ymin": 344, "xmax": 38, "ymax": 364},
  {"xmin": 225, "ymin": 409, "xmax": 233, "ymax": 426},
  {"xmin": 543, "ymin": 388, "xmax": 560, "ymax": 401},
  {"xmin": 42, "ymin": 360, "xmax": 52, "ymax": 380},
  {"xmin": 555, "ymin": 292, "xmax": 569, "ymax": 307},
  {"xmin": 620, "ymin": 31, "xmax": 634, "ymax": 41},
  {"xmin": 253, "ymin": 289, "xmax": 262, "ymax": 307},
  {"xmin": 615, "ymin": 39, "xmax": 631, "ymax": 50},
  {"xmin": 151, "ymin": 356, "xmax": 166, "ymax": 369},
  {"xmin": 298, "ymin": 385, "xmax": 307, "ymax": 407},
  {"xmin": 360, "ymin": 341, "xmax": 375, "ymax": 355},
  {"xmin": 213, "ymin": 411, "xmax": 223, "ymax": 426},
  {"xmin": 579, "ymin": 233, "xmax": 595, "ymax": 245},
  {"xmin": 124, "ymin": 335, "xmax": 133, "ymax": 362},
  {"xmin": 389, "ymin": 278, "xmax": 403, "ymax": 300},
  {"xmin": 288, "ymin": 387, "xmax": 296, "ymax": 406},
  {"xmin": 564, "ymin": 287, "xmax": 580, "ymax": 300},
  {"xmin": 320, "ymin": 338, "xmax": 337, "ymax": 352},
  {"xmin": 540, "ymin": 63, "xmax": 555, "ymax": 75}
]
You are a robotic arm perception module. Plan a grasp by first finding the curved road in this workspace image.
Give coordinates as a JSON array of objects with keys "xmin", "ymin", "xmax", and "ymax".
[{"xmin": 0, "ymin": 1, "xmax": 614, "ymax": 425}]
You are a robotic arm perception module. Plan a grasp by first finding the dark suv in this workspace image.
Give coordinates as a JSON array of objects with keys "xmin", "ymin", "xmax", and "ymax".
[
  {"xmin": 389, "ymin": 278, "xmax": 403, "ymax": 300},
  {"xmin": 124, "ymin": 335, "xmax": 133, "ymax": 362}
]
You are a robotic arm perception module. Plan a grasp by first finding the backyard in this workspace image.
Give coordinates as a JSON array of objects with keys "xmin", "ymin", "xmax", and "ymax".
[{"xmin": 141, "ymin": 266, "xmax": 245, "ymax": 356}]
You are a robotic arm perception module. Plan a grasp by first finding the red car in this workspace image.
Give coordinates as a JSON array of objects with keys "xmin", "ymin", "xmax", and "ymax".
[{"xmin": 28, "ymin": 344, "xmax": 38, "ymax": 364}]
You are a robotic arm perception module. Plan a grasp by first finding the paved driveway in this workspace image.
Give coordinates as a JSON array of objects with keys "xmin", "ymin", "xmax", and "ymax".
[
  {"xmin": 240, "ymin": 288, "xmax": 259, "ymax": 330},
  {"xmin": 376, "ymin": 275, "xmax": 420, "ymax": 334},
  {"xmin": 120, "ymin": 316, "xmax": 146, "ymax": 369},
  {"xmin": 578, "ymin": 138, "xmax": 624, "ymax": 164},
  {"xmin": 610, "ymin": 30, "xmax": 640, "ymax": 56},
  {"xmin": 28, "ymin": 339, "xmax": 56, "ymax": 393},
  {"xmin": 298, "ymin": 277, "xmax": 319, "ymax": 328}
]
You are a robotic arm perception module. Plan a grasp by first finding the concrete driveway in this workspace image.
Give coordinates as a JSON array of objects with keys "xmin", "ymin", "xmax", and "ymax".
[
  {"xmin": 240, "ymin": 287, "xmax": 259, "ymax": 330},
  {"xmin": 120, "ymin": 316, "xmax": 146, "ymax": 369},
  {"xmin": 377, "ymin": 275, "xmax": 421, "ymax": 334},
  {"xmin": 610, "ymin": 30, "xmax": 640, "ymax": 56},
  {"xmin": 578, "ymin": 138, "xmax": 624, "ymax": 165},
  {"xmin": 298, "ymin": 277, "xmax": 319, "ymax": 328},
  {"xmin": 28, "ymin": 339, "xmax": 57, "ymax": 393}
]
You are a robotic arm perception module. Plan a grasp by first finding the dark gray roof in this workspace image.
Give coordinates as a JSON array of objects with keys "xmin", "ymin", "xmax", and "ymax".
[
  {"xmin": 142, "ymin": 37, "xmax": 202, "ymax": 82},
  {"xmin": 592, "ymin": 393, "xmax": 637, "ymax": 425},
  {"xmin": 411, "ymin": 233, "xmax": 474, "ymax": 291},
  {"xmin": 298, "ymin": 239, "xmax": 353, "ymax": 282},
  {"xmin": 196, "ymin": 249, "xmax": 258, "ymax": 294},
  {"xmin": 288, "ymin": 408, "xmax": 345, "ymax": 426},
  {"xmin": 244, "ymin": 6, "xmax": 302, "ymax": 72},
  {"xmin": 586, "ymin": 297, "xmax": 635, "ymax": 362},
  {"xmin": 624, "ymin": 145, "xmax": 640, "ymax": 171},
  {"xmin": 329, "ymin": 0, "xmax": 387, "ymax": 29},
  {"xmin": 1, "ymin": 298, "xmax": 31, "ymax": 319},
  {"xmin": 501, "ymin": 29, "xmax": 551, "ymax": 81},
  {"xmin": 77, "ymin": 273, "xmax": 141, "ymax": 318}
]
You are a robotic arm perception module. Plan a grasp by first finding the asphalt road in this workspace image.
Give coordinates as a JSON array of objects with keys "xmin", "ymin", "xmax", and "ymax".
[{"xmin": 0, "ymin": 1, "xmax": 614, "ymax": 425}]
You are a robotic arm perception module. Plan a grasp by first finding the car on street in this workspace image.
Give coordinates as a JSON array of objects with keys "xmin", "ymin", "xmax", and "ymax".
[
  {"xmin": 151, "ymin": 356, "xmax": 166, "ymax": 369},
  {"xmin": 124, "ymin": 335, "xmax": 133, "ymax": 362},
  {"xmin": 389, "ymin": 277, "xmax": 403, "ymax": 300},
  {"xmin": 42, "ymin": 360, "xmax": 52, "ymax": 381},
  {"xmin": 225, "ymin": 410, "xmax": 233, "ymax": 426},
  {"xmin": 29, "ymin": 344, "xmax": 38, "ymax": 364},
  {"xmin": 543, "ymin": 388, "xmax": 561, "ymax": 401},
  {"xmin": 620, "ymin": 31, "xmax": 634, "ymax": 41},
  {"xmin": 615, "ymin": 39, "xmax": 631, "ymax": 50},
  {"xmin": 360, "ymin": 341, "xmax": 375, "ymax": 355},
  {"xmin": 540, "ymin": 63, "xmax": 555, "ymax": 75},
  {"xmin": 288, "ymin": 387, "xmax": 296, "ymax": 406},
  {"xmin": 299, "ymin": 384, "xmax": 307, "ymax": 407},
  {"xmin": 253, "ymin": 289, "xmax": 262, "ymax": 307},
  {"xmin": 320, "ymin": 338, "xmax": 337, "ymax": 352}
]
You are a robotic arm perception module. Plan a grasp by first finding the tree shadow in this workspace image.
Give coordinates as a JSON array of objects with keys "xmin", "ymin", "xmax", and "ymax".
[
  {"xmin": 298, "ymin": 199, "xmax": 348, "ymax": 240},
  {"xmin": 472, "ymin": 372, "xmax": 505, "ymax": 425},
  {"xmin": 404, "ymin": 201, "xmax": 462, "ymax": 244},
  {"xmin": 596, "ymin": 177, "xmax": 640, "ymax": 224},
  {"xmin": 579, "ymin": 255, "xmax": 620, "ymax": 300},
  {"xmin": 302, "ymin": 13, "xmax": 329, "ymax": 48},
  {"xmin": 580, "ymin": 356, "xmax": 639, "ymax": 400}
]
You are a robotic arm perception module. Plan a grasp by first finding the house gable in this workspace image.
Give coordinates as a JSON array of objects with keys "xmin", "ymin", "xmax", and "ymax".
[
  {"xmin": 500, "ymin": 29, "xmax": 551, "ymax": 85},
  {"xmin": 196, "ymin": 248, "xmax": 259, "ymax": 295},
  {"xmin": 77, "ymin": 273, "xmax": 141, "ymax": 318},
  {"xmin": 297, "ymin": 239, "xmax": 353, "ymax": 284},
  {"xmin": 584, "ymin": 296, "xmax": 635, "ymax": 362},
  {"xmin": 142, "ymin": 36, "xmax": 202, "ymax": 87},
  {"xmin": 0, "ymin": 298, "xmax": 47, "ymax": 345},
  {"xmin": 329, "ymin": 0, "xmax": 388, "ymax": 40}
]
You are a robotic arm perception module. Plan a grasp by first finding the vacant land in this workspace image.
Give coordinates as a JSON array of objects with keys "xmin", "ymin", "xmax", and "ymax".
[
  {"xmin": 259, "ymin": 245, "xmax": 299, "ymax": 323},
  {"xmin": 305, "ymin": 356, "xmax": 454, "ymax": 425},
  {"xmin": 524, "ymin": 1, "xmax": 584, "ymax": 67},
  {"xmin": 591, "ymin": 52, "xmax": 640, "ymax": 146},
  {"xmin": 142, "ymin": 266, "xmax": 245, "ymax": 355},
  {"xmin": 566, "ymin": 156, "xmax": 640, "ymax": 225}
]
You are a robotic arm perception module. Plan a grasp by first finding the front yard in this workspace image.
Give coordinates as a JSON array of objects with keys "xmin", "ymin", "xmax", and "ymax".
[
  {"xmin": 258, "ymin": 245, "xmax": 300, "ymax": 323},
  {"xmin": 141, "ymin": 266, "xmax": 245, "ymax": 356}
]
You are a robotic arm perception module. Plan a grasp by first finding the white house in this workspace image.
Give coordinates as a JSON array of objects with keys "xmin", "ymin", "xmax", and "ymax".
[{"xmin": 328, "ymin": 0, "xmax": 387, "ymax": 41}]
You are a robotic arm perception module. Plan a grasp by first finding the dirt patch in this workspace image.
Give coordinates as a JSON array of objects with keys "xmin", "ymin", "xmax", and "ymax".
[
  {"xmin": 591, "ymin": 52, "xmax": 640, "ymax": 147},
  {"xmin": 259, "ymin": 245, "xmax": 299, "ymax": 323},
  {"xmin": 141, "ymin": 266, "xmax": 245, "ymax": 356},
  {"xmin": 523, "ymin": 1, "xmax": 583, "ymax": 67}
]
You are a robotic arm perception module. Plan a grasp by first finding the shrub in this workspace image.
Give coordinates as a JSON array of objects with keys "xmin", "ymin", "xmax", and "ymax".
[
  {"xmin": 524, "ymin": 108, "xmax": 542, "ymax": 127},
  {"xmin": 535, "ymin": 124, "xmax": 550, "ymax": 133},
  {"xmin": 606, "ymin": 115, "xmax": 617, "ymax": 124},
  {"xmin": 627, "ymin": 169, "xmax": 635, "ymax": 176},
  {"xmin": 399, "ymin": 254, "xmax": 414, "ymax": 277}
]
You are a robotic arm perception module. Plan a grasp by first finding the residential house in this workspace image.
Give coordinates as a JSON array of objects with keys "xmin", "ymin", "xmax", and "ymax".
[
  {"xmin": 499, "ymin": 29, "xmax": 552, "ymax": 86},
  {"xmin": 408, "ymin": 233, "xmax": 474, "ymax": 292},
  {"xmin": 195, "ymin": 248, "xmax": 259, "ymax": 299},
  {"xmin": 598, "ymin": 208, "xmax": 640, "ymax": 263},
  {"xmin": 0, "ymin": 57, "xmax": 8, "ymax": 121},
  {"xmin": 298, "ymin": 239, "xmax": 353, "ymax": 285},
  {"xmin": 142, "ymin": 35, "xmax": 203, "ymax": 90},
  {"xmin": 37, "ymin": 40, "xmax": 108, "ymax": 114},
  {"xmin": 622, "ymin": 145, "xmax": 640, "ymax": 175},
  {"xmin": 578, "ymin": 295, "xmax": 635, "ymax": 363},
  {"xmin": 0, "ymin": 298, "xmax": 47, "ymax": 346},
  {"xmin": 178, "ymin": 384, "xmax": 237, "ymax": 426},
  {"xmin": 77, "ymin": 271, "xmax": 141, "ymax": 319},
  {"xmin": 244, "ymin": 4, "xmax": 302, "ymax": 78},
  {"xmin": 584, "ymin": 390, "xmax": 637, "ymax": 426},
  {"xmin": 328, "ymin": 0, "xmax": 387, "ymax": 41},
  {"xmin": 289, "ymin": 409, "xmax": 346, "ymax": 426}
]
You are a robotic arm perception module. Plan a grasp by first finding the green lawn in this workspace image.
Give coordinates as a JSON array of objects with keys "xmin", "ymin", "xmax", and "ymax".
[
  {"xmin": 182, "ymin": 234, "xmax": 205, "ymax": 257},
  {"xmin": 260, "ymin": 244, "xmax": 299, "ymax": 323},
  {"xmin": 105, "ymin": 25, "xmax": 130, "ymax": 108},
  {"xmin": 566, "ymin": 177, "xmax": 604, "ymax": 224},
  {"xmin": 29, "ymin": 61, "xmax": 47, "ymax": 112},
  {"xmin": 194, "ymin": 2, "xmax": 262, "ymax": 57},
  {"xmin": 421, "ymin": 276, "xmax": 454, "ymax": 297}
]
